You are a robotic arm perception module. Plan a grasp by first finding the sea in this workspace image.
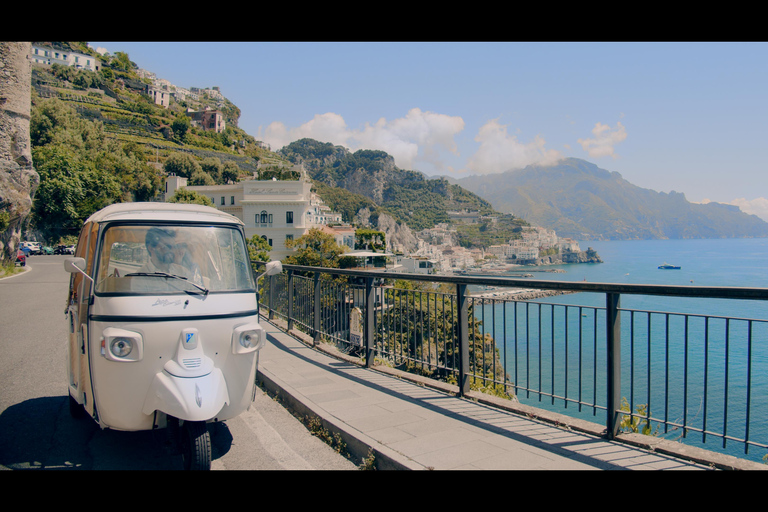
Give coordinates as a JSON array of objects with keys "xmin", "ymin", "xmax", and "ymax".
[{"xmin": 476, "ymin": 238, "xmax": 768, "ymax": 464}]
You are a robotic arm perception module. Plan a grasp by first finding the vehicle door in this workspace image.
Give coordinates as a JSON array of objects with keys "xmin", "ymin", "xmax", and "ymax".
[{"xmin": 67, "ymin": 221, "xmax": 99, "ymax": 417}]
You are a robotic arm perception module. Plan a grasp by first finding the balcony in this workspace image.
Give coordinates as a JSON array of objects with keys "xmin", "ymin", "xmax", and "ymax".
[{"xmin": 255, "ymin": 262, "xmax": 768, "ymax": 465}]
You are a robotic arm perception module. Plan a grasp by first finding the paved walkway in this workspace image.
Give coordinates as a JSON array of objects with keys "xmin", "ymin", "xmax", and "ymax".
[{"xmin": 256, "ymin": 318, "xmax": 721, "ymax": 470}]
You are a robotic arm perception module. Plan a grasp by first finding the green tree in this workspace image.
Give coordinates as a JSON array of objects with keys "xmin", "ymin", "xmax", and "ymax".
[
  {"xmin": 163, "ymin": 152, "xmax": 201, "ymax": 179},
  {"xmin": 189, "ymin": 169, "xmax": 215, "ymax": 186},
  {"xmin": 97, "ymin": 143, "xmax": 162, "ymax": 202},
  {"xmin": 30, "ymin": 98, "xmax": 122, "ymax": 241},
  {"xmin": 221, "ymin": 161, "xmax": 240, "ymax": 184},
  {"xmin": 31, "ymin": 97, "xmax": 81, "ymax": 147},
  {"xmin": 284, "ymin": 228, "xmax": 346, "ymax": 269},
  {"xmin": 167, "ymin": 188, "xmax": 214, "ymax": 207},
  {"xmin": 247, "ymin": 234, "xmax": 272, "ymax": 263},
  {"xmin": 171, "ymin": 115, "xmax": 191, "ymax": 142},
  {"xmin": 110, "ymin": 51, "xmax": 134, "ymax": 72},
  {"xmin": 200, "ymin": 157, "xmax": 222, "ymax": 183},
  {"xmin": 33, "ymin": 144, "xmax": 121, "ymax": 241}
]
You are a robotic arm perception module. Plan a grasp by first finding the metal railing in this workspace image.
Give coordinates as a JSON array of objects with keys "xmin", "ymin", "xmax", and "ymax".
[{"xmin": 255, "ymin": 262, "xmax": 768, "ymax": 462}]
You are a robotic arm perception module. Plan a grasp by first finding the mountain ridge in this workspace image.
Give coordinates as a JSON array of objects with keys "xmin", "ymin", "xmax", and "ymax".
[
  {"xmin": 278, "ymin": 138, "xmax": 530, "ymax": 249},
  {"xmin": 452, "ymin": 158, "xmax": 768, "ymax": 241}
]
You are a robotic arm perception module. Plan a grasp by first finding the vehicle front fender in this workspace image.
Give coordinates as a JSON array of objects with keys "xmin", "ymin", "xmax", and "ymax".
[{"xmin": 142, "ymin": 368, "xmax": 229, "ymax": 422}]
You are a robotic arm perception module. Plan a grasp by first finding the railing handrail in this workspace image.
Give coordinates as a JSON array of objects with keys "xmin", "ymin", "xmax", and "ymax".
[
  {"xmin": 255, "ymin": 259, "xmax": 768, "ymax": 461},
  {"xmin": 256, "ymin": 261, "xmax": 768, "ymax": 301}
]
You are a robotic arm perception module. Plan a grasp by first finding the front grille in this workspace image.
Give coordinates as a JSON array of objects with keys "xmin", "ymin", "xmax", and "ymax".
[{"xmin": 182, "ymin": 358, "xmax": 202, "ymax": 369}]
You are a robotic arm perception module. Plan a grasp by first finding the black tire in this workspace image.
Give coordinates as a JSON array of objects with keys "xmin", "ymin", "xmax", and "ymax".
[
  {"xmin": 68, "ymin": 394, "xmax": 86, "ymax": 419},
  {"xmin": 181, "ymin": 421, "xmax": 211, "ymax": 470},
  {"xmin": 166, "ymin": 416, "xmax": 182, "ymax": 455}
]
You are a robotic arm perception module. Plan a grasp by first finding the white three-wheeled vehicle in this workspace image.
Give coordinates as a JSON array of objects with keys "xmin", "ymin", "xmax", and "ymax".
[{"xmin": 64, "ymin": 202, "xmax": 282, "ymax": 469}]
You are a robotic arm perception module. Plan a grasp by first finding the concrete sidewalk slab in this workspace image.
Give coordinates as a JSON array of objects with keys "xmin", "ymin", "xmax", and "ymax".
[{"xmin": 255, "ymin": 319, "xmax": 712, "ymax": 471}]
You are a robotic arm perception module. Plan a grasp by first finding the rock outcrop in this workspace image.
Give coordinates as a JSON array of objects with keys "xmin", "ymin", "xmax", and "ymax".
[
  {"xmin": 355, "ymin": 207, "xmax": 419, "ymax": 254},
  {"xmin": 0, "ymin": 42, "xmax": 39, "ymax": 263},
  {"xmin": 536, "ymin": 247, "xmax": 602, "ymax": 266}
]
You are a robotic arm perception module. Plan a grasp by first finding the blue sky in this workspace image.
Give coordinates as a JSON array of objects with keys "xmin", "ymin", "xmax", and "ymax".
[{"xmin": 90, "ymin": 41, "xmax": 768, "ymax": 220}]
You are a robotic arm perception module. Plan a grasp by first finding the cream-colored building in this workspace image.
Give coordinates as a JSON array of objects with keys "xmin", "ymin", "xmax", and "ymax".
[
  {"xmin": 30, "ymin": 44, "xmax": 99, "ymax": 72},
  {"xmin": 165, "ymin": 175, "xmax": 344, "ymax": 260}
]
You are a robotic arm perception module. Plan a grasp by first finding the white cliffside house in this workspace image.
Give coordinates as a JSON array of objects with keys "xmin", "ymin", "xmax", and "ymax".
[
  {"xmin": 147, "ymin": 85, "xmax": 171, "ymax": 108},
  {"xmin": 30, "ymin": 44, "xmax": 99, "ymax": 72},
  {"xmin": 165, "ymin": 175, "xmax": 343, "ymax": 260}
]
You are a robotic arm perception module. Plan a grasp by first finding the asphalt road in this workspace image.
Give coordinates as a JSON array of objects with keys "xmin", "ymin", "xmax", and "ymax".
[{"xmin": 0, "ymin": 255, "xmax": 357, "ymax": 470}]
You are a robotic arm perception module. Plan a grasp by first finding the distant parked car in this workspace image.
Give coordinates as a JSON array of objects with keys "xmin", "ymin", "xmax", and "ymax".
[
  {"xmin": 54, "ymin": 245, "xmax": 75, "ymax": 255},
  {"xmin": 25, "ymin": 242, "xmax": 42, "ymax": 255},
  {"xmin": 19, "ymin": 245, "xmax": 31, "ymax": 257},
  {"xmin": 15, "ymin": 250, "xmax": 26, "ymax": 266},
  {"xmin": 40, "ymin": 246, "xmax": 54, "ymax": 255}
]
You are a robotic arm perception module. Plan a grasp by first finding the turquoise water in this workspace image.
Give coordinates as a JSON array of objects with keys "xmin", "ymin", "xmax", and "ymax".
[{"xmin": 475, "ymin": 238, "xmax": 768, "ymax": 464}]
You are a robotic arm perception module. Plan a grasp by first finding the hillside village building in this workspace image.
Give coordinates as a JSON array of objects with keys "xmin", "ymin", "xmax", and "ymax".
[
  {"xmin": 185, "ymin": 108, "xmax": 226, "ymax": 133},
  {"xmin": 30, "ymin": 44, "xmax": 99, "ymax": 72},
  {"xmin": 165, "ymin": 169, "xmax": 345, "ymax": 260},
  {"xmin": 147, "ymin": 86, "xmax": 171, "ymax": 108}
]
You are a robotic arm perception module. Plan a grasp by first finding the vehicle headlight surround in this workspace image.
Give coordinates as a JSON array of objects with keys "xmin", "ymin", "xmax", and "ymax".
[
  {"xmin": 232, "ymin": 323, "xmax": 265, "ymax": 354},
  {"xmin": 101, "ymin": 328, "xmax": 143, "ymax": 362}
]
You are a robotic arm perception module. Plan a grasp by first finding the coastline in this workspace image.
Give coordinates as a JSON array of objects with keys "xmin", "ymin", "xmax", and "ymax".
[{"xmin": 472, "ymin": 287, "xmax": 578, "ymax": 301}]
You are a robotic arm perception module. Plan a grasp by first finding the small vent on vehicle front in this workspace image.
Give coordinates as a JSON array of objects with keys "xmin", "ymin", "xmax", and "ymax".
[{"xmin": 182, "ymin": 358, "xmax": 202, "ymax": 369}]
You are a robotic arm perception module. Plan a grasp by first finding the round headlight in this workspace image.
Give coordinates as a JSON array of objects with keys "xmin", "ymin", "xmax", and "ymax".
[
  {"xmin": 240, "ymin": 332, "xmax": 256, "ymax": 349},
  {"xmin": 110, "ymin": 337, "xmax": 133, "ymax": 358}
]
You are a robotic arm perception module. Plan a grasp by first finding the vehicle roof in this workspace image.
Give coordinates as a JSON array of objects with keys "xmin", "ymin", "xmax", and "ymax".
[{"xmin": 85, "ymin": 202, "xmax": 244, "ymax": 226}]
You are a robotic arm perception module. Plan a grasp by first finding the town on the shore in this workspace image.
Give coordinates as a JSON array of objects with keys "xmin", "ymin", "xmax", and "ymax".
[{"xmin": 165, "ymin": 164, "xmax": 602, "ymax": 293}]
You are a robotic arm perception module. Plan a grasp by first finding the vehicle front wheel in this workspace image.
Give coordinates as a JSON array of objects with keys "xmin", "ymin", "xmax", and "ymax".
[
  {"xmin": 68, "ymin": 394, "xmax": 86, "ymax": 419},
  {"xmin": 181, "ymin": 421, "xmax": 211, "ymax": 470}
]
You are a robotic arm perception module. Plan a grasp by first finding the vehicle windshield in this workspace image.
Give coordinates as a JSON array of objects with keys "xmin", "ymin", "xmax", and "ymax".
[{"xmin": 95, "ymin": 224, "xmax": 255, "ymax": 295}]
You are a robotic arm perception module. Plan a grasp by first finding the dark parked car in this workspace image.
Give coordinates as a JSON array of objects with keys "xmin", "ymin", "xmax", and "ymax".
[{"xmin": 16, "ymin": 250, "xmax": 26, "ymax": 266}]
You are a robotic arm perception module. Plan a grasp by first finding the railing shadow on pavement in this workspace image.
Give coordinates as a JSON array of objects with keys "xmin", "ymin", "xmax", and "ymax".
[{"xmin": 253, "ymin": 261, "xmax": 768, "ymax": 469}]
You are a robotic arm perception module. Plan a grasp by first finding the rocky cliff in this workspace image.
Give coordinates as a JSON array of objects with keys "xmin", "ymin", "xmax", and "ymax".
[
  {"xmin": 354, "ymin": 207, "xmax": 420, "ymax": 254},
  {"xmin": 0, "ymin": 42, "xmax": 39, "ymax": 263},
  {"xmin": 537, "ymin": 247, "xmax": 603, "ymax": 265}
]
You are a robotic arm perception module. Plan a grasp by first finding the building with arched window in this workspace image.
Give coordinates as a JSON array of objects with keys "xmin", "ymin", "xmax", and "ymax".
[{"xmin": 165, "ymin": 174, "xmax": 343, "ymax": 260}]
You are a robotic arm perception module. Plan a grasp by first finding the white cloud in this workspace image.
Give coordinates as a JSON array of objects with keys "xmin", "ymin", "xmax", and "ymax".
[
  {"xmin": 465, "ymin": 119, "xmax": 563, "ymax": 174},
  {"xmin": 577, "ymin": 121, "xmax": 627, "ymax": 158},
  {"xmin": 259, "ymin": 108, "xmax": 465, "ymax": 172},
  {"xmin": 727, "ymin": 197, "xmax": 768, "ymax": 222},
  {"xmin": 260, "ymin": 112, "xmax": 352, "ymax": 152},
  {"xmin": 699, "ymin": 197, "xmax": 768, "ymax": 222}
]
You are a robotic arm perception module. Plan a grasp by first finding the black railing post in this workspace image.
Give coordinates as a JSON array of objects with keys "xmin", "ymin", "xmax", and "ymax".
[
  {"xmin": 268, "ymin": 273, "xmax": 275, "ymax": 320},
  {"xmin": 365, "ymin": 277, "xmax": 374, "ymax": 368},
  {"xmin": 457, "ymin": 283, "xmax": 470, "ymax": 397},
  {"xmin": 313, "ymin": 271, "xmax": 321, "ymax": 344},
  {"xmin": 287, "ymin": 269, "xmax": 294, "ymax": 331},
  {"xmin": 606, "ymin": 292, "xmax": 621, "ymax": 438}
]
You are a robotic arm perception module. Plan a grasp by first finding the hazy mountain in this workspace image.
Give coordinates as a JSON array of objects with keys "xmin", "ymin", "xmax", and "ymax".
[{"xmin": 453, "ymin": 158, "xmax": 768, "ymax": 240}]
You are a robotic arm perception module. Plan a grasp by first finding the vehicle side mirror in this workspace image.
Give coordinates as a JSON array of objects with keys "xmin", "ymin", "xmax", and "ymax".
[
  {"xmin": 264, "ymin": 261, "xmax": 283, "ymax": 276},
  {"xmin": 64, "ymin": 257, "xmax": 94, "ymax": 284},
  {"xmin": 64, "ymin": 257, "xmax": 86, "ymax": 273}
]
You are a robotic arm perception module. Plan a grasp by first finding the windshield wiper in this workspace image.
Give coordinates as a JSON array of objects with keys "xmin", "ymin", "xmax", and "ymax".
[{"xmin": 124, "ymin": 272, "xmax": 209, "ymax": 296}]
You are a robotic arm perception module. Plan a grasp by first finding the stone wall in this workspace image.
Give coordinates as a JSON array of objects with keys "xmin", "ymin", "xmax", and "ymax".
[{"xmin": 0, "ymin": 42, "xmax": 39, "ymax": 262}]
